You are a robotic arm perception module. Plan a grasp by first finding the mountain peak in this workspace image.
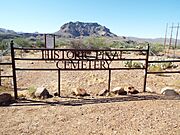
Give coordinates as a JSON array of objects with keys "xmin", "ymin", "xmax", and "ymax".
[{"xmin": 55, "ymin": 21, "xmax": 117, "ymax": 38}]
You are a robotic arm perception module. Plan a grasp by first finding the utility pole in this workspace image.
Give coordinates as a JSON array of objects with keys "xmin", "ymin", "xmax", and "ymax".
[
  {"xmin": 169, "ymin": 23, "xmax": 174, "ymax": 49},
  {"xmin": 164, "ymin": 23, "xmax": 168, "ymax": 48},
  {"xmin": 174, "ymin": 23, "xmax": 179, "ymax": 49}
]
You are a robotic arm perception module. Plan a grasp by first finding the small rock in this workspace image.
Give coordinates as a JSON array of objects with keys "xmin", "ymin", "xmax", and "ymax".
[
  {"xmin": 127, "ymin": 86, "xmax": 139, "ymax": 94},
  {"xmin": 161, "ymin": 87, "xmax": 179, "ymax": 96},
  {"xmin": 72, "ymin": 88, "xmax": 90, "ymax": 96},
  {"xmin": 146, "ymin": 87, "xmax": 154, "ymax": 93},
  {"xmin": 98, "ymin": 89, "xmax": 109, "ymax": 96},
  {"xmin": 111, "ymin": 87, "xmax": 127, "ymax": 95},
  {"xmin": 53, "ymin": 92, "xmax": 59, "ymax": 96},
  {"xmin": 35, "ymin": 87, "xmax": 52, "ymax": 99},
  {"xmin": 0, "ymin": 93, "xmax": 13, "ymax": 106}
]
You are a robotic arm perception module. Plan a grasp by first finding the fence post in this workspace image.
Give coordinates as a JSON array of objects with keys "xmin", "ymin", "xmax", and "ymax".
[
  {"xmin": 58, "ymin": 69, "xmax": 61, "ymax": 97},
  {"xmin": 108, "ymin": 70, "xmax": 111, "ymax": 92},
  {"xmin": 0, "ymin": 67, "xmax": 1, "ymax": 86},
  {"xmin": 11, "ymin": 40, "xmax": 18, "ymax": 99},
  {"xmin": 143, "ymin": 45, "xmax": 150, "ymax": 92}
]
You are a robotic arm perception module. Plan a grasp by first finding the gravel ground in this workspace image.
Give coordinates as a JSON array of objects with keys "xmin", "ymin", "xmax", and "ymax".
[{"xmin": 0, "ymin": 96, "xmax": 180, "ymax": 135}]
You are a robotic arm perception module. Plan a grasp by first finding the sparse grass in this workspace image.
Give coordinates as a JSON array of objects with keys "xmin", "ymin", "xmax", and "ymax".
[
  {"xmin": 0, "ymin": 86, "xmax": 12, "ymax": 94},
  {"xmin": 124, "ymin": 60, "xmax": 144, "ymax": 68},
  {"xmin": 148, "ymin": 64, "xmax": 163, "ymax": 72},
  {"xmin": 27, "ymin": 85, "xmax": 36, "ymax": 97},
  {"xmin": 172, "ymin": 80, "xmax": 180, "ymax": 89}
]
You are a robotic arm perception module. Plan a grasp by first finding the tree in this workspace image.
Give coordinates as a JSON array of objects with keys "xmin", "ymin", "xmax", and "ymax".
[{"xmin": 14, "ymin": 38, "xmax": 31, "ymax": 47}]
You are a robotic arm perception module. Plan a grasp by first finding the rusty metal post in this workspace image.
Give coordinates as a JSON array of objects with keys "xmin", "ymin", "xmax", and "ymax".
[
  {"xmin": 11, "ymin": 40, "xmax": 18, "ymax": 99},
  {"xmin": 58, "ymin": 69, "xmax": 61, "ymax": 97},
  {"xmin": 0, "ymin": 67, "xmax": 1, "ymax": 86},
  {"xmin": 44, "ymin": 34, "xmax": 47, "ymax": 48},
  {"xmin": 143, "ymin": 45, "xmax": 149, "ymax": 92},
  {"xmin": 108, "ymin": 70, "xmax": 111, "ymax": 91},
  {"xmin": 54, "ymin": 34, "xmax": 56, "ymax": 48}
]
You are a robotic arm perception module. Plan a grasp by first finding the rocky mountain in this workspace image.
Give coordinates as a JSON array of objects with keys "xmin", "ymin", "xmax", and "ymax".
[{"xmin": 55, "ymin": 21, "xmax": 117, "ymax": 38}]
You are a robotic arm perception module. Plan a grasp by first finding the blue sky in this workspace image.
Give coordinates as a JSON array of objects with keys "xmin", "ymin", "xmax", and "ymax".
[{"xmin": 0, "ymin": 0, "xmax": 179, "ymax": 38}]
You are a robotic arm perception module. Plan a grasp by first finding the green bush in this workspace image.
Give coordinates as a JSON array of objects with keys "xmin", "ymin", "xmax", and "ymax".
[
  {"xmin": 148, "ymin": 64, "xmax": 163, "ymax": 72},
  {"xmin": 27, "ymin": 85, "xmax": 36, "ymax": 97},
  {"xmin": 84, "ymin": 37, "xmax": 109, "ymax": 49},
  {"xmin": 124, "ymin": 61, "xmax": 144, "ymax": 68},
  {"xmin": 0, "ymin": 39, "xmax": 10, "ymax": 50},
  {"xmin": 14, "ymin": 38, "xmax": 31, "ymax": 47},
  {"xmin": 149, "ymin": 43, "xmax": 164, "ymax": 55}
]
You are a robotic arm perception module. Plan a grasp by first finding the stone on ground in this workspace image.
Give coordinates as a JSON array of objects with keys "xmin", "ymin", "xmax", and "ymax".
[
  {"xmin": 127, "ymin": 86, "xmax": 139, "ymax": 94},
  {"xmin": 161, "ymin": 87, "xmax": 179, "ymax": 96},
  {"xmin": 111, "ymin": 87, "xmax": 127, "ymax": 95},
  {"xmin": 98, "ymin": 89, "xmax": 110, "ymax": 96},
  {"xmin": 72, "ymin": 88, "xmax": 90, "ymax": 96},
  {"xmin": 146, "ymin": 87, "xmax": 155, "ymax": 93},
  {"xmin": 0, "ymin": 93, "xmax": 13, "ymax": 106},
  {"xmin": 35, "ymin": 87, "xmax": 52, "ymax": 99}
]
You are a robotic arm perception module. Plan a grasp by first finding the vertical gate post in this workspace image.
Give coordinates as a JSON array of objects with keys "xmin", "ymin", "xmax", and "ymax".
[
  {"xmin": 108, "ymin": 70, "xmax": 111, "ymax": 92},
  {"xmin": 0, "ymin": 68, "xmax": 1, "ymax": 86},
  {"xmin": 143, "ymin": 45, "xmax": 150, "ymax": 92},
  {"xmin": 58, "ymin": 69, "xmax": 61, "ymax": 97},
  {"xmin": 11, "ymin": 40, "xmax": 18, "ymax": 99}
]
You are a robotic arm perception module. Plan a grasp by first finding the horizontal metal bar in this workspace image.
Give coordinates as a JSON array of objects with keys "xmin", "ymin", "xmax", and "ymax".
[
  {"xmin": 148, "ymin": 60, "xmax": 180, "ymax": 63},
  {"xmin": 0, "ymin": 75, "xmax": 13, "ymax": 78},
  {"xmin": 15, "ymin": 67, "xmax": 145, "ymax": 71},
  {"xmin": 13, "ymin": 47, "xmax": 148, "ymax": 52},
  {"xmin": 147, "ymin": 71, "xmax": 180, "ymax": 74},
  {"xmin": 0, "ymin": 63, "xmax": 12, "ymax": 65},
  {"xmin": 15, "ymin": 68, "xmax": 58, "ymax": 71},
  {"xmin": 14, "ymin": 58, "xmax": 147, "ymax": 61}
]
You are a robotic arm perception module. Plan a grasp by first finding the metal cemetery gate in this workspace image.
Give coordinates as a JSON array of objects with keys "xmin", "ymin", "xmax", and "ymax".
[{"xmin": 10, "ymin": 41, "xmax": 150, "ymax": 99}]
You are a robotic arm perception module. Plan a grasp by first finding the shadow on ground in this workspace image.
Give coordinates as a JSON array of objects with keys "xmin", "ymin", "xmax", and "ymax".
[{"xmin": 9, "ymin": 93, "xmax": 180, "ymax": 107}]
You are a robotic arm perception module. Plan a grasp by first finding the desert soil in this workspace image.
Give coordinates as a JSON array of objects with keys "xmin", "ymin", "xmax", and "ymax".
[{"xmin": 0, "ymin": 50, "xmax": 180, "ymax": 135}]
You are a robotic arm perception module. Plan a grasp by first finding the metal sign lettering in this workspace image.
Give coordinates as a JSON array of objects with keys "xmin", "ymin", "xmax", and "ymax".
[{"xmin": 42, "ymin": 50, "xmax": 123, "ymax": 70}]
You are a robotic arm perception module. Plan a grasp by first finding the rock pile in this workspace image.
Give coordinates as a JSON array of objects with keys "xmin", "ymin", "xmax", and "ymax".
[{"xmin": 97, "ymin": 86, "xmax": 139, "ymax": 96}]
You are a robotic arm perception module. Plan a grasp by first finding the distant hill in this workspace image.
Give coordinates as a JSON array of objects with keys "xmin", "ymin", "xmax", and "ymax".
[
  {"xmin": 0, "ymin": 26, "xmax": 179, "ymax": 46},
  {"xmin": 0, "ymin": 28, "xmax": 17, "ymax": 34},
  {"xmin": 126, "ymin": 37, "xmax": 180, "ymax": 45},
  {"xmin": 0, "ymin": 28, "xmax": 43, "ymax": 41},
  {"xmin": 55, "ymin": 21, "xmax": 117, "ymax": 38}
]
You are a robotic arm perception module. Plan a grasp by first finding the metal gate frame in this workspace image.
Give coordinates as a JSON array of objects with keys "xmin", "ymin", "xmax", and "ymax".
[{"xmin": 10, "ymin": 41, "xmax": 150, "ymax": 99}]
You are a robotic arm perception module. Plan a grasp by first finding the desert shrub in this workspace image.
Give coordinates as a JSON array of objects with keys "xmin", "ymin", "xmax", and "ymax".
[
  {"xmin": 124, "ymin": 61, "xmax": 144, "ymax": 68},
  {"xmin": 124, "ymin": 60, "xmax": 133, "ymax": 68},
  {"xmin": 36, "ymin": 39, "xmax": 44, "ymax": 48},
  {"xmin": 27, "ymin": 85, "xmax": 36, "ymax": 97},
  {"xmin": 84, "ymin": 37, "xmax": 109, "ymax": 49},
  {"xmin": 0, "ymin": 39, "xmax": 10, "ymax": 50},
  {"xmin": 70, "ymin": 40, "xmax": 85, "ymax": 49},
  {"xmin": 148, "ymin": 62, "xmax": 178, "ymax": 72},
  {"xmin": 149, "ymin": 43, "xmax": 164, "ymax": 55},
  {"xmin": 56, "ymin": 40, "xmax": 69, "ymax": 47},
  {"xmin": 14, "ymin": 38, "xmax": 31, "ymax": 47},
  {"xmin": 161, "ymin": 62, "xmax": 178, "ymax": 69},
  {"xmin": 148, "ymin": 64, "xmax": 163, "ymax": 72},
  {"xmin": 109, "ymin": 41, "xmax": 124, "ymax": 48}
]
